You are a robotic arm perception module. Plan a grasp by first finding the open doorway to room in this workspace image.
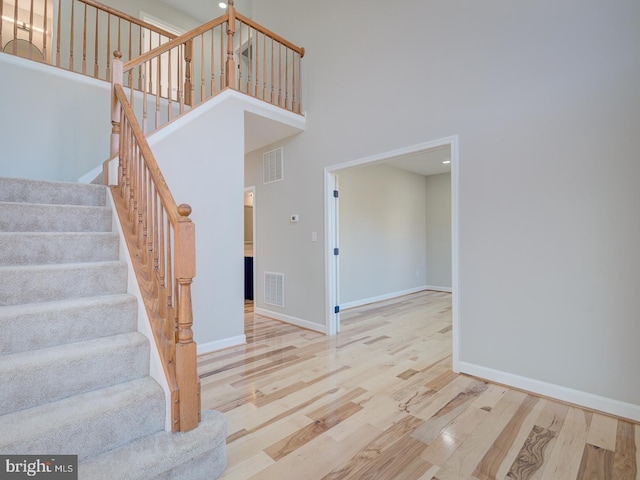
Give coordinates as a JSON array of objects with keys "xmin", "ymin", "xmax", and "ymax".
[
  {"xmin": 244, "ymin": 187, "xmax": 255, "ymax": 311},
  {"xmin": 325, "ymin": 136, "xmax": 459, "ymax": 370}
]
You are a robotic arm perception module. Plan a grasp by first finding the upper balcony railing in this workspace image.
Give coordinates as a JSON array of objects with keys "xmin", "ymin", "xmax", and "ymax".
[
  {"xmin": 0, "ymin": 0, "xmax": 176, "ymax": 80},
  {"xmin": 119, "ymin": 0, "xmax": 304, "ymax": 135},
  {"xmin": 1, "ymin": 0, "xmax": 304, "ymax": 123}
]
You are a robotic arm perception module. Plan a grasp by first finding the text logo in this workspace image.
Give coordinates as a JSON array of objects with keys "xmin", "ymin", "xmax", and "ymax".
[{"xmin": 0, "ymin": 456, "xmax": 77, "ymax": 480}]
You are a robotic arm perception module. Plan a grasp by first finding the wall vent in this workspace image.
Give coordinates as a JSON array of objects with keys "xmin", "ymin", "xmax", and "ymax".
[
  {"xmin": 263, "ymin": 147, "xmax": 284, "ymax": 184},
  {"xmin": 264, "ymin": 272, "xmax": 284, "ymax": 307}
]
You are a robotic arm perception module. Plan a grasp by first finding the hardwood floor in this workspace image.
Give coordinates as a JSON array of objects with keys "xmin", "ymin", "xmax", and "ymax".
[{"xmin": 198, "ymin": 291, "xmax": 639, "ymax": 479}]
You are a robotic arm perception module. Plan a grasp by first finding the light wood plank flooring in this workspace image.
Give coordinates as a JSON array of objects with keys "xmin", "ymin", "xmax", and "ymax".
[{"xmin": 198, "ymin": 291, "xmax": 639, "ymax": 480}]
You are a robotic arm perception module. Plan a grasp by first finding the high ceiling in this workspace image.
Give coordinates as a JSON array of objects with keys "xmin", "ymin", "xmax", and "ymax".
[{"xmin": 157, "ymin": 0, "xmax": 253, "ymax": 23}]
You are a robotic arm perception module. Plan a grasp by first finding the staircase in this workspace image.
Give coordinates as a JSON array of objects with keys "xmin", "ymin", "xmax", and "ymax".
[{"xmin": 0, "ymin": 177, "xmax": 228, "ymax": 479}]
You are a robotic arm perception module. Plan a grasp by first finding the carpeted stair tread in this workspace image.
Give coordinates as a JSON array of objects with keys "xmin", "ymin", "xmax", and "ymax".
[
  {"xmin": 0, "ymin": 232, "xmax": 119, "ymax": 265},
  {"xmin": 0, "ymin": 332, "xmax": 149, "ymax": 415},
  {"xmin": 0, "ymin": 261, "xmax": 127, "ymax": 306},
  {"xmin": 0, "ymin": 377, "xmax": 165, "ymax": 461},
  {"xmin": 0, "ymin": 294, "xmax": 137, "ymax": 354},
  {"xmin": 78, "ymin": 410, "xmax": 229, "ymax": 480},
  {"xmin": 0, "ymin": 202, "xmax": 113, "ymax": 232},
  {"xmin": 0, "ymin": 177, "xmax": 106, "ymax": 206}
]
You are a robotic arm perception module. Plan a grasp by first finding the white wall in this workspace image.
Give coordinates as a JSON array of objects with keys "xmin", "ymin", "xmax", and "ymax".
[
  {"xmin": 338, "ymin": 164, "xmax": 428, "ymax": 305},
  {"xmin": 249, "ymin": 0, "xmax": 640, "ymax": 419},
  {"xmin": 150, "ymin": 94, "xmax": 246, "ymax": 352},
  {"xmin": 425, "ymin": 172, "xmax": 451, "ymax": 289},
  {"xmin": 0, "ymin": 55, "xmax": 110, "ymax": 182}
]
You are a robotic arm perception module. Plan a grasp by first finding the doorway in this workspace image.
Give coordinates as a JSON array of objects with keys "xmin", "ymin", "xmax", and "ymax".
[
  {"xmin": 244, "ymin": 186, "xmax": 255, "ymax": 304},
  {"xmin": 325, "ymin": 136, "xmax": 460, "ymax": 371}
]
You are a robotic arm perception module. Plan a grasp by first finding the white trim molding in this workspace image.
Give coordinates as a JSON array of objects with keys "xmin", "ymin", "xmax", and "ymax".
[
  {"xmin": 254, "ymin": 308, "xmax": 326, "ymax": 334},
  {"xmin": 197, "ymin": 335, "xmax": 247, "ymax": 355},
  {"xmin": 425, "ymin": 285, "xmax": 453, "ymax": 293},
  {"xmin": 459, "ymin": 362, "xmax": 640, "ymax": 423},
  {"xmin": 341, "ymin": 286, "xmax": 432, "ymax": 311}
]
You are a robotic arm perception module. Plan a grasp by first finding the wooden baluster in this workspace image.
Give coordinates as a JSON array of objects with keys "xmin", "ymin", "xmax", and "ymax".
[
  {"xmin": 110, "ymin": 50, "xmax": 123, "ymax": 158},
  {"xmin": 201, "ymin": 34, "xmax": 205, "ymax": 102},
  {"xmin": 12, "ymin": 0, "xmax": 18, "ymax": 55},
  {"xmin": 142, "ymin": 61, "xmax": 148, "ymax": 134},
  {"xmin": 155, "ymin": 54, "xmax": 161, "ymax": 130},
  {"xmin": 168, "ymin": 48, "xmax": 173, "ymax": 120},
  {"xmin": 82, "ymin": 2, "xmax": 87, "ymax": 74},
  {"xmin": 128, "ymin": 22, "xmax": 132, "ymax": 65},
  {"xmin": 219, "ymin": 23, "xmax": 224, "ymax": 90},
  {"xmin": 184, "ymin": 39, "xmax": 193, "ymax": 106},
  {"xmin": 56, "ymin": 0, "xmax": 61, "ymax": 66},
  {"xmin": 29, "ymin": 0, "xmax": 34, "ymax": 45},
  {"xmin": 278, "ymin": 43, "xmax": 282, "ymax": 107},
  {"xmin": 255, "ymin": 30, "xmax": 259, "ymax": 97},
  {"xmin": 246, "ymin": 26, "xmax": 251, "ymax": 94},
  {"xmin": 298, "ymin": 48, "xmax": 304, "ymax": 114},
  {"xmin": 117, "ymin": 17, "xmax": 120, "ymax": 58},
  {"xmin": 263, "ymin": 32, "xmax": 267, "ymax": 100},
  {"xmin": 178, "ymin": 44, "xmax": 184, "ymax": 114},
  {"xmin": 292, "ymin": 51, "xmax": 296, "ymax": 113},
  {"xmin": 42, "ymin": 0, "xmax": 47, "ymax": 62},
  {"xmin": 285, "ymin": 47, "xmax": 289, "ymax": 109},
  {"xmin": 69, "ymin": 0, "xmax": 74, "ymax": 68},
  {"xmin": 270, "ymin": 37, "xmax": 274, "ymax": 104},
  {"xmin": 175, "ymin": 204, "xmax": 199, "ymax": 432},
  {"xmin": 225, "ymin": 0, "xmax": 236, "ymax": 88},
  {"xmin": 238, "ymin": 17, "xmax": 243, "ymax": 91},
  {"xmin": 0, "ymin": 0, "xmax": 4, "ymax": 52},
  {"xmin": 210, "ymin": 28, "xmax": 215, "ymax": 96},
  {"xmin": 105, "ymin": 15, "xmax": 110, "ymax": 79},
  {"xmin": 94, "ymin": 8, "xmax": 99, "ymax": 77},
  {"xmin": 138, "ymin": 28, "xmax": 143, "ymax": 89}
]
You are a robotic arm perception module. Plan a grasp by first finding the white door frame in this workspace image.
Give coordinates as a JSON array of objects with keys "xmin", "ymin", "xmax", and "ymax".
[{"xmin": 324, "ymin": 135, "xmax": 460, "ymax": 372}]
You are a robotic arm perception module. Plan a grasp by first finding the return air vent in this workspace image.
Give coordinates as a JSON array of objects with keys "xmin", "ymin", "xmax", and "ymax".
[
  {"xmin": 264, "ymin": 272, "xmax": 284, "ymax": 307},
  {"xmin": 263, "ymin": 147, "xmax": 283, "ymax": 184}
]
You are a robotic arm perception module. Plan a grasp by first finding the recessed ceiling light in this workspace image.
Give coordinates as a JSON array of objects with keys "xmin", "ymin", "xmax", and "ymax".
[
  {"xmin": 442, "ymin": 160, "xmax": 451, "ymax": 164},
  {"xmin": 219, "ymin": 2, "xmax": 227, "ymax": 8}
]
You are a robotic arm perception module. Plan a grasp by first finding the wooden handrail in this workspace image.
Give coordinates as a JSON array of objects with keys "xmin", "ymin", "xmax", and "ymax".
[
  {"xmin": 122, "ymin": 14, "xmax": 228, "ymax": 73},
  {"xmin": 235, "ymin": 12, "xmax": 305, "ymax": 58},
  {"xmin": 76, "ymin": 0, "xmax": 178, "ymax": 40},
  {"xmin": 117, "ymin": 0, "xmax": 305, "ymax": 138},
  {"xmin": 114, "ymin": 85, "xmax": 181, "ymax": 223},
  {"xmin": 110, "ymin": 56, "xmax": 200, "ymax": 432}
]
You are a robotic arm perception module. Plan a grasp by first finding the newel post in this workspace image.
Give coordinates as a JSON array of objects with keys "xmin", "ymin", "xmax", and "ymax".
[
  {"xmin": 225, "ymin": 0, "xmax": 236, "ymax": 88},
  {"xmin": 110, "ymin": 51, "xmax": 123, "ymax": 158},
  {"xmin": 174, "ymin": 204, "xmax": 200, "ymax": 432}
]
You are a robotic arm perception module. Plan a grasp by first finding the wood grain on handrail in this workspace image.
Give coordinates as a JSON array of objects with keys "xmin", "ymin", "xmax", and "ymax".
[
  {"xmin": 235, "ymin": 12, "xmax": 305, "ymax": 57},
  {"xmin": 76, "ymin": 0, "xmax": 178, "ymax": 39},
  {"xmin": 113, "ymin": 84, "xmax": 181, "ymax": 225}
]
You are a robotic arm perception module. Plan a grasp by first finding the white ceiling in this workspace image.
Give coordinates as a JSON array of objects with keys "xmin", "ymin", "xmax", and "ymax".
[
  {"xmin": 157, "ymin": 0, "xmax": 253, "ymax": 23},
  {"xmin": 383, "ymin": 146, "xmax": 451, "ymax": 177}
]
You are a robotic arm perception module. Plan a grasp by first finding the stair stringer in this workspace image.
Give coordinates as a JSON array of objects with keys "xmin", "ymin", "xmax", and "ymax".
[{"xmin": 106, "ymin": 189, "xmax": 173, "ymax": 431}]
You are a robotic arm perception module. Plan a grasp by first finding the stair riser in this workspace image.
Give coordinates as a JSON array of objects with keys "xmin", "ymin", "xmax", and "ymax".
[
  {"xmin": 0, "ymin": 333, "xmax": 150, "ymax": 415},
  {"xmin": 0, "ymin": 378, "xmax": 165, "ymax": 461},
  {"xmin": 0, "ymin": 178, "xmax": 106, "ymax": 206},
  {"xmin": 0, "ymin": 295, "xmax": 137, "ymax": 355},
  {"xmin": 0, "ymin": 233, "xmax": 119, "ymax": 265},
  {"xmin": 0, "ymin": 203, "xmax": 112, "ymax": 232},
  {"xmin": 0, "ymin": 262, "xmax": 127, "ymax": 306}
]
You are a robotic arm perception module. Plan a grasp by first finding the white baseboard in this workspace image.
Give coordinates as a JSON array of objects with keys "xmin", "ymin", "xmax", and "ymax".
[
  {"xmin": 254, "ymin": 307, "xmax": 326, "ymax": 334},
  {"xmin": 197, "ymin": 335, "xmax": 247, "ymax": 355},
  {"xmin": 459, "ymin": 362, "xmax": 640, "ymax": 423},
  {"xmin": 425, "ymin": 285, "xmax": 452, "ymax": 293},
  {"xmin": 341, "ymin": 285, "xmax": 432, "ymax": 310}
]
